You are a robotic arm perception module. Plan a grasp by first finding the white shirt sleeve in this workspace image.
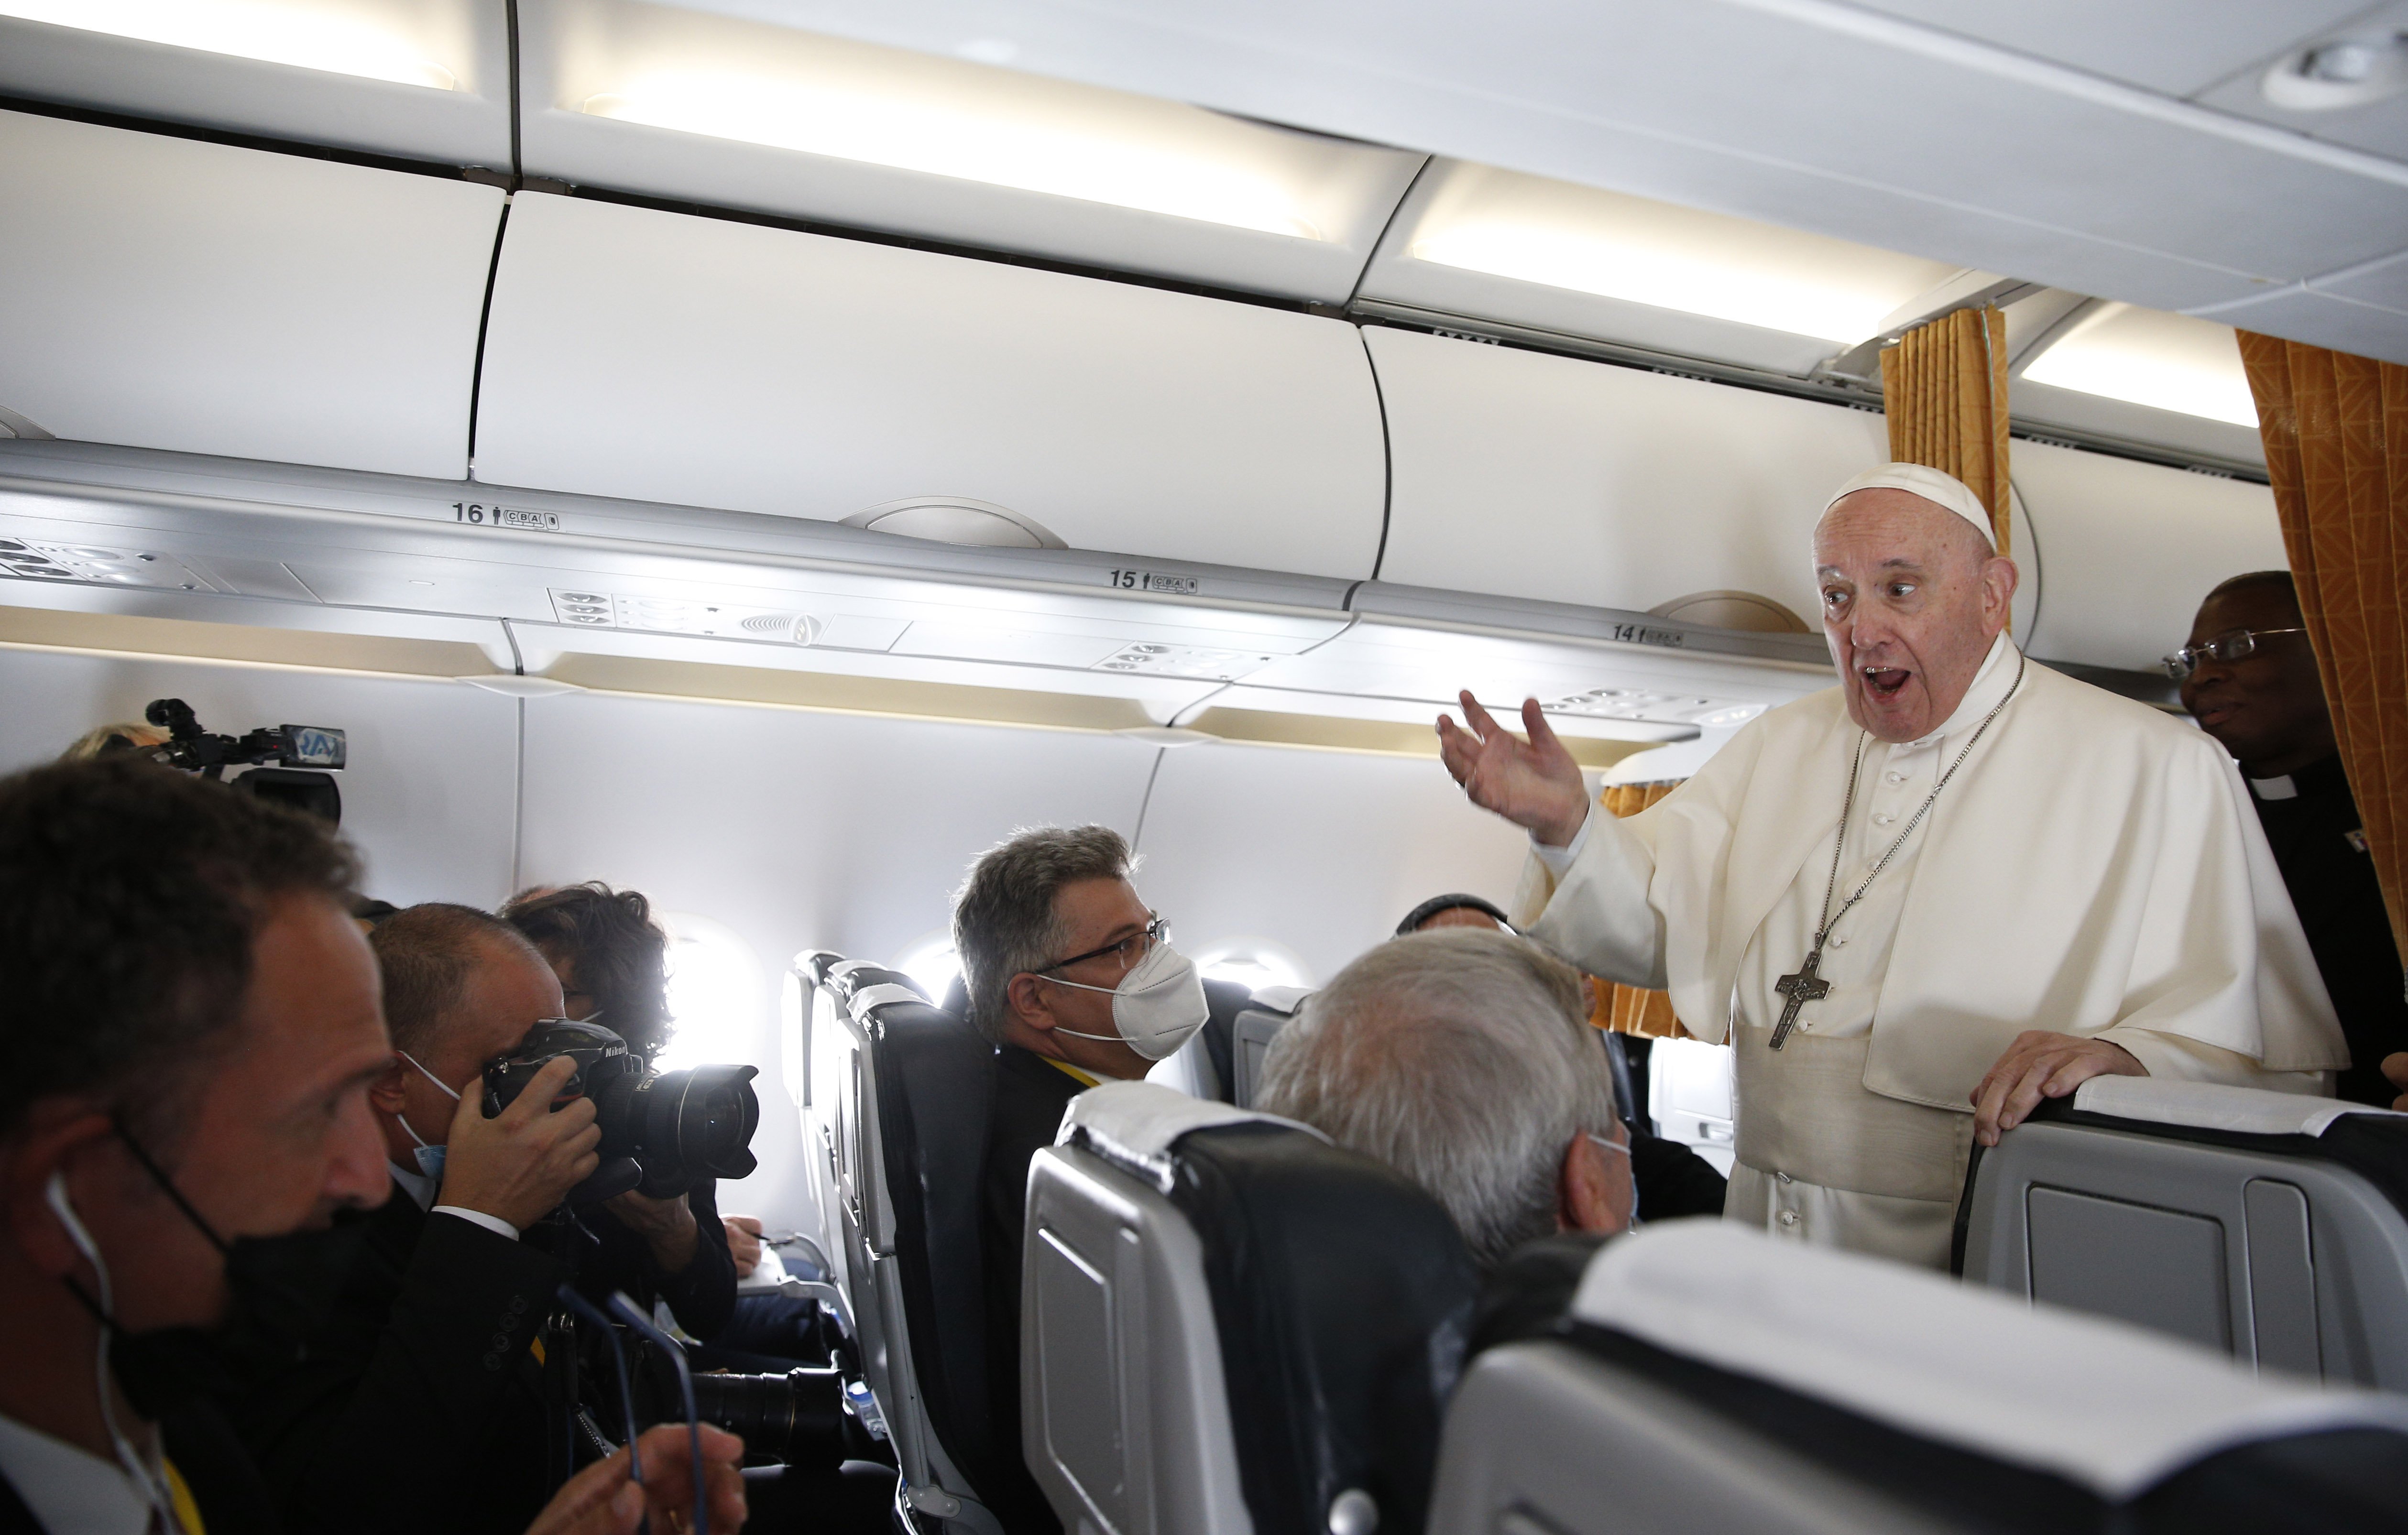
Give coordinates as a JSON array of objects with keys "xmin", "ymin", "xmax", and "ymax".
[
  {"xmin": 1530, "ymin": 803, "xmax": 1594, "ymax": 878},
  {"xmin": 432, "ymin": 1205, "xmax": 520, "ymax": 1241}
]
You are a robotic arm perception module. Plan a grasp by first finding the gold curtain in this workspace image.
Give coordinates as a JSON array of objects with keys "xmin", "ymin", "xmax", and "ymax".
[
  {"xmin": 1879, "ymin": 305, "xmax": 2013, "ymax": 559},
  {"xmin": 2234, "ymin": 332, "xmax": 2408, "ymax": 969},
  {"xmin": 1586, "ymin": 779, "xmax": 1689, "ymax": 1037}
]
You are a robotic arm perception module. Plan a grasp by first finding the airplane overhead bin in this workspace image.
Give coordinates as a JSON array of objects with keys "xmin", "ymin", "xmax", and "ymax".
[
  {"xmin": 471, "ymin": 192, "xmax": 1390, "ymax": 579},
  {"xmin": 0, "ymin": 109, "xmax": 503, "ymax": 479},
  {"xmin": 1368, "ymin": 327, "xmax": 1908, "ymax": 623}
]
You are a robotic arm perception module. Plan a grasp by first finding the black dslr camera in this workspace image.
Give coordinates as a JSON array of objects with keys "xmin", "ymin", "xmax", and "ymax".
[
  {"xmin": 140, "ymin": 697, "xmax": 348, "ymax": 824},
  {"xmin": 482, "ymin": 1019, "xmax": 761, "ymax": 1203}
]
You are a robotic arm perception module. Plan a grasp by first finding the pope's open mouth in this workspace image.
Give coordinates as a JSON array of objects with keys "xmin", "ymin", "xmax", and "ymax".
[{"xmin": 1861, "ymin": 666, "xmax": 1912, "ymax": 699}]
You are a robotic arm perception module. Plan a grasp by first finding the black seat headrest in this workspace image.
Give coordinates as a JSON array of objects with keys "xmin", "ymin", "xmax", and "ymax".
[
  {"xmin": 859, "ymin": 991, "xmax": 1001, "ymax": 1501},
  {"xmin": 1164, "ymin": 1121, "xmax": 1478, "ymax": 1535}
]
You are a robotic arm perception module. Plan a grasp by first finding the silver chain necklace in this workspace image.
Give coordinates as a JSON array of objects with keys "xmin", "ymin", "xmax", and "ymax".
[{"xmin": 1770, "ymin": 651, "xmax": 2026, "ymax": 1049}]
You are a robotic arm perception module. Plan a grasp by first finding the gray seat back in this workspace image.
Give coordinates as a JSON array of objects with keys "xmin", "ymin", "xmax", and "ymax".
[
  {"xmin": 1956, "ymin": 1078, "xmax": 2408, "ymax": 1389},
  {"xmin": 1023, "ymin": 1089, "xmax": 1259, "ymax": 1535},
  {"xmin": 1027, "ymin": 1080, "xmax": 1477, "ymax": 1535},
  {"xmin": 1431, "ymin": 1223, "xmax": 2408, "ymax": 1535},
  {"xmin": 1228, "ymin": 985, "xmax": 1310, "ymax": 1109}
]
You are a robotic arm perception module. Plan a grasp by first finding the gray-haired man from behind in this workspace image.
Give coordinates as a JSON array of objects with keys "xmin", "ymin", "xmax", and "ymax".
[{"xmin": 1256, "ymin": 928, "xmax": 1636, "ymax": 1270}]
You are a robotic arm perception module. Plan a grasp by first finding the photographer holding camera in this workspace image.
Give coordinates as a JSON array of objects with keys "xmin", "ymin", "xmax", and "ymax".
[
  {"xmin": 0, "ymin": 757, "xmax": 745, "ymax": 1535},
  {"xmin": 502, "ymin": 884, "xmax": 747, "ymax": 1348},
  {"xmin": 222, "ymin": 903, "xmax": 741, "ymax": 1535}
]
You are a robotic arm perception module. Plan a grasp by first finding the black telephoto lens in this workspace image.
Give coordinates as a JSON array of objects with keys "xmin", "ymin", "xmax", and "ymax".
[{"xmin": 687, "ymin": 1368, "xmax": 849, "ymax": 1468}]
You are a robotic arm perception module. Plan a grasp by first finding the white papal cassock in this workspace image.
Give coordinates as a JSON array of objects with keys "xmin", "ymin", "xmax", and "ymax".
[{"xmin": 1512, "ymin": 634, "xmax": 2349, "ymax": 1268}]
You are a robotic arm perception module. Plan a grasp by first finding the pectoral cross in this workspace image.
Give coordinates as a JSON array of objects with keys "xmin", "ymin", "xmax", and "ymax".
[{"xmin": 1771, "ymin": 949, "xmax": 1830, "ymax": 1051}]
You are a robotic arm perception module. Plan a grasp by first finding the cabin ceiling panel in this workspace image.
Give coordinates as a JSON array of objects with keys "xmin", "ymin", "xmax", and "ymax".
[
  {"xmin": 2189, "ymin": 1, "xmax": 2408, "ymax": 163},
  {"xmin": 2190, "ymin": 283, "xmax": 2408, "ymax": 364},
  {"xmin": 473, "ymin": 192, "xmax": 1389, "ymax": 579},
  {"xmin": 715, "ymin": 1, "xmax": 2408, "ymax": 354},
  {"xmin": 0, "ymin": 111, "xmax": 502, "ymax": 479},
  {"xmin": 515, "ymin": 0, "xmax": 1423, "ymax": 304},
  {"xmin": 0, "ymin": 2, "xmax": 512, "ymax": 167},
  {"xmin": 1838, "ymin": 2, "xmax": 2373, "ymax": 98}
]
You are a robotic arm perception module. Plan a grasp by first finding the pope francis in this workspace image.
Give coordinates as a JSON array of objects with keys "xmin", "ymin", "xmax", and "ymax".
[{"xmin": 1436, "ymin": 463, "xmax": 2349, "ymax": 1268}]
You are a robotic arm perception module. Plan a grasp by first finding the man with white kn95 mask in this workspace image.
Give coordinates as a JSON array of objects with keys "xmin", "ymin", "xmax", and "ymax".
[{"xmin": 1435, "ymin": 463, "xmax": 2349, "ymax": 1269}]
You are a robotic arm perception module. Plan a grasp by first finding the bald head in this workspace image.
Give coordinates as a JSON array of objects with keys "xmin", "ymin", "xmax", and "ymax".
[
  {"xmin": 370, "ymin": 903, "xmax": 558, "ymax": 1058},
  {"xmin": 1813, "ymin": 488, "xmax": 2018, "ymax": 742}
]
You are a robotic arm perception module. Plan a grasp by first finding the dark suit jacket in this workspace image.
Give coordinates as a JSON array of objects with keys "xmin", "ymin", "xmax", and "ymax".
[
  {"xmin": 1631, "ymin": 1127, "xmax": 1728, "ymax": 1220},
  {"xmin": 222, "ymin": 1185, "xmax": 562, "ymax": 1535},
  {"xmin": 2251, "ymin": 754, "xmax": 2408, "ymax": 1106},
  {"xmin": 980, "ymin": 1046, "xmax": 1085, "ymax": 1535},
  {"xmin": 567, "ymin": 1176, "xmax": 738, "ymax": 1342}
]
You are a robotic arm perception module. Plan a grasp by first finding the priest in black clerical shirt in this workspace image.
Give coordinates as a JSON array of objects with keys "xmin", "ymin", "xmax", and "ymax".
[{"xmin": 2178, "ymin": 572, "xmax": 2408, "ymax": 1106}]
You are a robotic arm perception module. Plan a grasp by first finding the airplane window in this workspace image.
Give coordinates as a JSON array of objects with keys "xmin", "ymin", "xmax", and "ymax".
[
  {"xmin": 892, "ymin": 931, "xmax": 963, "ymax": 1004},
  {"xmin": 654, "ymin": 911, "xmax": 764, "ymax": 1072},
  {"xmin": 1191, "ymin": 936, "xmax": 1313, "ymax": 992}
]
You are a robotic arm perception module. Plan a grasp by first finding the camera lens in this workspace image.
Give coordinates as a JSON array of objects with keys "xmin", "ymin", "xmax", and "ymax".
[
  {"xmin": 629, "ymin": 1066, "xmax": 762, "ymax": 1190},
  {"xmin": 688, "ymin": 1368, "xmax": 846, "ymax": 1467}
]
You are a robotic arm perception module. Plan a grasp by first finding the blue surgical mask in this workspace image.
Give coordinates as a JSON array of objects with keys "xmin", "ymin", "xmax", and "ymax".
[{"xmin": 398, "ymin": 1052, "xmax": 460, "ymax": 1184}]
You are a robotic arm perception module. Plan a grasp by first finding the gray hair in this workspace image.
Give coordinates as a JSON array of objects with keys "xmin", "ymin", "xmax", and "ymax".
[
  {"xmin": 952, "ymin": 825, "xmax": 1135, "ymax": 1045},
  {"xmin": 1256, "ymin": 928, "xmax": 1620, "ymax": 1269}
]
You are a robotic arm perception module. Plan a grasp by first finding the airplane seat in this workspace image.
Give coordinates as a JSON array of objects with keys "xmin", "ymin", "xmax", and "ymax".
[
  {"xmin": 1025, "ymin": 1079, "xmax": 1478, "ymax": 1535},
  {"xmin": 1228, "ymin": 984, "xmax": 1312, "ymax": 1109},
  {"xmin": 1429, "ymin": 1222, "xmax": 2408, "ymax": 1535},
  {"xmin": 802, "ymin": 954, "xmax": 1012, "ymax": 1534},
  {"xmin": 1955, "ymin": 1077, "xmax": 2408, "ymax": 1389}
]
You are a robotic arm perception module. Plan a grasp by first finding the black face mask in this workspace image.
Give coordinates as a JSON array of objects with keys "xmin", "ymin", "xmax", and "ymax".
[{"xmin": 65, "ymin": 1122, "xmax": 367, "ymax": 1417}]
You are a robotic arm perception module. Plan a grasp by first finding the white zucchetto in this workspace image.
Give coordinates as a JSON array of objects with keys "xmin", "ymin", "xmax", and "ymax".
[{"xmin": 1823, "ymin": 463, "xmax": 1997, "ymax": 550}]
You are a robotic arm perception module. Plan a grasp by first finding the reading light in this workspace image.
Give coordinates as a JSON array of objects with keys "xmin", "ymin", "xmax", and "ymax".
[
  {"xmin": 2020, "ymin": 304, "xmax": 2257, "ymax": 428},
  {"xmin": 2, "ymin": 0, "xmax": 459, "ymax": 89},
  {"xmin": 1402, "ymin": 171, "xmax": 1958, "ymax": 345},
  {"xmin": 2262, "ymin": 31, "xmax": 2408, "ymax": 110},
  {"xmin": 655, "ymin": 911, "xmax": 764, "ymax": 1073},
  {"xmin": 579, "ymin": 73, "xmax": 1323, "ymax": 240}
]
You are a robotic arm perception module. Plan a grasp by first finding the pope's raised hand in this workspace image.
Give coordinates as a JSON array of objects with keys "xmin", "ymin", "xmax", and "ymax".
[{"xmin": 1435, "ymin": 693, "xmax": 1590, "ymax": 848}]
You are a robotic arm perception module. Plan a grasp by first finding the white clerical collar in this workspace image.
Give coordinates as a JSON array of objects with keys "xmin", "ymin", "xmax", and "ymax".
[
  {"xmin": 0, "ymin": 1411, "xmax": 163, "ymax": 1535},
  {"xmin": 1910, "ymin": 633, "xmax": 2021, "ymax": 748},
  {"xmin": 389, "ymin": 1160, "xmax": 436, "ymax": 1211},
  {"xmin": 2250, "ymin": 774, "xmax": 2299, "ymax": 801}
]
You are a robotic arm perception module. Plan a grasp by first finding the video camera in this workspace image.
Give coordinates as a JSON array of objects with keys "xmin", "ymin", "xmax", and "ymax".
[
  {"xmin": 483, "ymin": 1019, "xmax": 762, "ymax": 1203},
  {"xmin": 140, "ymin": 697, "xmax": 348, "ymax": 824}
]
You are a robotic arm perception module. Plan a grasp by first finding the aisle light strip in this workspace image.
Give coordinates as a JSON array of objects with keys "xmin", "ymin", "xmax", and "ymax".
[
  {"xmin": 580, "ymin": 76, "xmax": 1324, "ymax": 240},
  {"xmin": 1409, "ymin": 222, "xmax": 1906, "ymax": 343},
  {"xmin": 2020, "ymin": 315, "xmax": 2259, "ymax": 426},
  {"xmin": 2, "ymin": 0, "xmax": 456, "ymax": 88}
]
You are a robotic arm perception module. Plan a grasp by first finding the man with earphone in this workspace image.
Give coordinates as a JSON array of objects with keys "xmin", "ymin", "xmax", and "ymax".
[{"xmin": 0, "ymin": 755, "xmax": 746, "ymax": 1535}]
